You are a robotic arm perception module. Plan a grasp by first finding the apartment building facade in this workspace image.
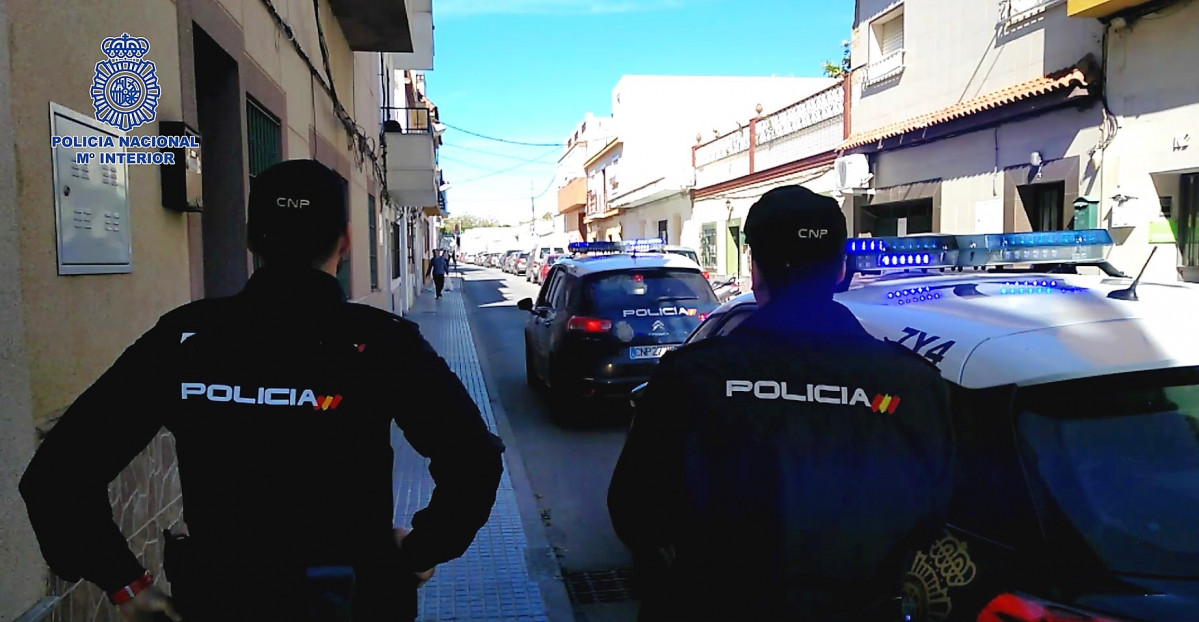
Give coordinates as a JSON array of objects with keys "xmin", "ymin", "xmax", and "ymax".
[
  {"xmin": 687, "ymin": 80, "xmax": 845, "ymax": 278},
  {"xmin": 572, "ymin": 75, "xmax": 836, "ymax": 244},
  {"xmin": 839, "ymin": 0, "xmax": 1116, "ymax": 265},
  {"xmin": 557, "ymin": 113, "xmax": 616, "ymax": 242},
  {"xmin": 1081, "ymin": 0, "xmax": 1199, "ymax": 281},
  {"xmin": 386, "ymin": 67, "xmax": 449, "ymax": 314},
  {"xmin": 0, "ymin": 0, "xmax": 436, "ymax": 618}
]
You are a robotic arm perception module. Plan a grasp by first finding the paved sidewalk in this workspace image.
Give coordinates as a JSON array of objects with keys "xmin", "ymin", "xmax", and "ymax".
[{"xmin": 392, "ymin": 276, "xmax": 554, "ymax": 622}]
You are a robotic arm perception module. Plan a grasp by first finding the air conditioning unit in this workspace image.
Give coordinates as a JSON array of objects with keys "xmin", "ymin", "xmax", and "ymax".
[{"xmin": 834, "ymin": 154, "xmax": 874, "ymax": 194}]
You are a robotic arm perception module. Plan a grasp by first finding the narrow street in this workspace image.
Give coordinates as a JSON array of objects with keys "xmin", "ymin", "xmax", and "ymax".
[{"xmin": 456, "ymin": 266, "xmax": 641, "ymax": 622}]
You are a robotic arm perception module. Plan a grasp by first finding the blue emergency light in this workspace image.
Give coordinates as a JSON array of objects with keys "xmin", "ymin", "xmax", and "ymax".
[
  {"xmin": 568, "ymin": 238, "xmax": 666, "ymax": 255},
  {"xmin": 624, "ymin": 237, "xmax": 665, "ymax": 252},
  {"xmin": 846, "ymin": 234, "xmax": 960, "ymax": 273},
  {"xmin": 844, "ymin": 229, "xmax": 1114, "ymax": 274},
  {"xmin": 568, "ymin": 241, "xmax": 622, "ymax": 254},
  {"xmin": 959, "ymin": 229, "xmax": 1113, "ymax": 267}
]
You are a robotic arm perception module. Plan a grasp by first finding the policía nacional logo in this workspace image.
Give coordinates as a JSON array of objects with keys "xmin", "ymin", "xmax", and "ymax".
[{"xmin": 91, "ymin": 33, "xmax": 161, "ymax": 132}]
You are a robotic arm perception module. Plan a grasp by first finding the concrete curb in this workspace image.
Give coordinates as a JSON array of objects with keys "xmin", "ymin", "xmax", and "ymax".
[{"xmin": 455, "ymin": 272, "xmax": 577, "ymax": 622}]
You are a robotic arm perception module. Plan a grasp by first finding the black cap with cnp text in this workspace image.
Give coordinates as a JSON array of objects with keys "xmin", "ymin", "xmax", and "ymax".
[
  {"xmin": 743, "ymin": 185, "xmax": 847, "ymax": 267},
  {"xmin": 247, "ymin": 159, "xmax": 347, "ymax": 262}
]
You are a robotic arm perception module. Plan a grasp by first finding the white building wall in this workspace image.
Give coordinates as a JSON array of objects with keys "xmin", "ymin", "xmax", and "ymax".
[
  {"xmin": 610, "ymin": 76, "xmax": 836, "ymax": 199},
  {"xmin": 686, "ymin": 167, "xmax": 839, "ymax": 278},
  {"xmin": 620, "ymin": 193, "xmax": 691, "ymax": 245},
  {"xmin": 875, "ymin": 107, "xmax": 1102, "ymax": 195},
  {"xmin": 850, "ymin": 0, "xmax": 1103, "ymax": 134},
  {"xmin": 1101, "ymin": 1, "xmax": 1199, "ymax": 283}
]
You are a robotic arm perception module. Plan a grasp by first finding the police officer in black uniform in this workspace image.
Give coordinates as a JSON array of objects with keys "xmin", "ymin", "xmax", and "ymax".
[
  {"xmin": 607, "ymin": 185, "xmax": 955, "ymax": 621},
  {"xmin": 19, "ymin": 159, "xmax": 505, "ymax": 621}
]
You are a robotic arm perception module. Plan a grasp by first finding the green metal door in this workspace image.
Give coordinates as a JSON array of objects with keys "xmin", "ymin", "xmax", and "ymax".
[{"xmin": 725, "ymin": 218, "xmax": 741, "ymax": 276}]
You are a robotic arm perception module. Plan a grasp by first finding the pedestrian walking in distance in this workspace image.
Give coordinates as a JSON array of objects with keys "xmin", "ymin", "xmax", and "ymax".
[
  {"xmin": 427, "ymin": 248, "xmax": 449, "ymax": 298},
  {"xmin": 607, "ymin": 185, "xmax": 955, "ymax": 621},
  {"xmin": 19, "ymin": 158, "xmax": 505, "ymax": 622}
]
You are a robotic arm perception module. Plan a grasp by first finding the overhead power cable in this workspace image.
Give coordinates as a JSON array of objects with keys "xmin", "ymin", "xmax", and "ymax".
[
  {"xmin": 438, "ymin": 154, "xmax": 554, "ymax": 172},
  {"xmin": 443, "ymin": 142, "xmax": 565, "ymax": 162},
  {"xmin": 533, "ymin": 174, "xmax": 557, "ymax": 198},
  {"xmin": 441, "ymin": 121, "xmax": 563, "ymax": 147},
  {"xmin": 449, "ymin": 173, "xmax": 558, "ymax": 203},
  {"xmin": 449, "ymin": 148, "xmax": 561, "ymax": 185}
]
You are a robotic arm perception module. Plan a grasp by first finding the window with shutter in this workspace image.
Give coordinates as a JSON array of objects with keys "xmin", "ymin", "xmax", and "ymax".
[{"xmin": 879, "ymin": 15, "xmax": 904, "ymax": 56}]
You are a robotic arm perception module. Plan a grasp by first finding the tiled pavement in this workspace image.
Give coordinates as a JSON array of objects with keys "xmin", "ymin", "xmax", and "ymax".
[{"xmin": 392, "ymin": 276, "xmax": 557, "ymax": 622}]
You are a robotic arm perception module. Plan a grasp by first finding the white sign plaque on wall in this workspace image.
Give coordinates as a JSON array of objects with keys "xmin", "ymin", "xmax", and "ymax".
[{"xmin": 974, "ymin": 199, "xmax": 1003, "ymax": 234}]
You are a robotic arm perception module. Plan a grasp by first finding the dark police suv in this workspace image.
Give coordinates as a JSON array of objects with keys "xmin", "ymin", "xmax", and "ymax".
[
  {"xmin": 659, "ymin": 229, "xmax": 1199, "ymax": 622},
  {"xmin": 519, "ymin": 239, "xmax": 719, "ymax": 422}
]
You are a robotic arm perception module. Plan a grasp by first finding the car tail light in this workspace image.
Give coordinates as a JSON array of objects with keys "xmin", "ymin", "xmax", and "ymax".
[
  {"xmin": 567, "ymin": 317, "xmax": 612, "ymax": 333},
  {"xmin": 698, "ymin": 313, "xmax": 708, "ymax": 322},
  {"xmin": 703, "ymin": 271, "xmax": 710, "ymax": 280},
  {"xmin": 978, "ymin": 594, "xmax": 1125, "ymax": 622}
]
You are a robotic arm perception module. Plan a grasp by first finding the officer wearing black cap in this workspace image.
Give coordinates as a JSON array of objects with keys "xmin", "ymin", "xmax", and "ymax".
[
  {"xmin": 20, "ymin": 159, "xmax": 505, "ymax": 621},
  {"xmin": 607, "ymin": 185, "xmax": 954, "ymax": 621}
]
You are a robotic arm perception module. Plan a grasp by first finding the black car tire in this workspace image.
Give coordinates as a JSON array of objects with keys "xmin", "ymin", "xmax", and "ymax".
[
  {"xmin": 525, "ymin": 342, "xmax": 545, "ymax": 393},
  {"xmin": 546, "ymin": 366, "xmax": 573, "ymax": 426}
]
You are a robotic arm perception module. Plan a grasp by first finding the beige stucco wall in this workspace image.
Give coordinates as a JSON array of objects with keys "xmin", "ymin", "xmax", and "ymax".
[
  {"xmin": 1102, "ymin": 0, "xmax": 1199, "ymax": 281},
  {"xmin": 2, "ymin": 0, "xmax": 395, "ymax": 614},
  {"xmin": 618, "ymin": 193, "xmax": 690, "ymax": 244},
  {"xmin": 686, "ymin": 167, "xmax": 839, "ymax": 277},
  {"xmin": 851, "ymin": 0, "xmax": 1103, "ymax": 133},
  {"xmin": 0, "ymin": 0, "xmax": 45, "ymax": 616},
  {"xmin": 8, "ymin": 0, "xmax": 191, "ymax": 426},
  {"xmin": 873, "ymin": 107, "xmax": 1101, "ymax": 189},
  {"xmin": 8, "ymin": 0, "xmax": 390, "ymax": 428}
]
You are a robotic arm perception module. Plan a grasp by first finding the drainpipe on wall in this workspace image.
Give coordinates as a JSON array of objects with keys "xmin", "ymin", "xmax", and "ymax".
[
  {"xmin": 842, "ymin": 74, "xmax": 852, "ymax": 141},
  {"xmin": 748, "ymin": 104, "xmax": 762, "ymax": 175}
]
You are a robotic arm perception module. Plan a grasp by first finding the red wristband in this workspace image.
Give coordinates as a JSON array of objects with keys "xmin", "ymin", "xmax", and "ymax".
[{"xmin": 108, "ymin": 572, "xmax": 153, "ymax": 605}]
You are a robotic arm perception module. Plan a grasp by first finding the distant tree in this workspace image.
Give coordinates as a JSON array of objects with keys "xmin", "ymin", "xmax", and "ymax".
[
  {"xmin": 442, "ymin": 214, "xmax": 500, "ymax": 234},
  {"xmin": 822, "ymin": 40, "xmax": 851, "ymax": 78},
  {"xmin": 540, "ymin": 211, "xmax": 554, "ymax": 221}
]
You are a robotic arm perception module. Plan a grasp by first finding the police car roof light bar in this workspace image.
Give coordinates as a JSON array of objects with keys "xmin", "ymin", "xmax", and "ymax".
[
  {"xmin": 837, "ymin": 229, "xmax": 1119, "ymax": 292},
  {"xmin": 845, "ymin": 234, "xmax": 961, "ymax": 276},
  {"xmin": 957, "ymin": 229, "xmax": 1114, "ymax": 268},
  {"xmin": 567, "ymin": 238, "xmax": 666, "ymax": 256},
  {"xmin": 623, "ymin": 237, "xmax": 666, "ymax": 253},
  {"xmin": 568, "ymin": 241, "xmax": 624, "ymax": 254}
]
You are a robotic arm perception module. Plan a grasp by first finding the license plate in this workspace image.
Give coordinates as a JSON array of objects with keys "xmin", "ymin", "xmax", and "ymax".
[{"xmin": 629, "ymin": 345, "xmax": 674, "ymax": 360}]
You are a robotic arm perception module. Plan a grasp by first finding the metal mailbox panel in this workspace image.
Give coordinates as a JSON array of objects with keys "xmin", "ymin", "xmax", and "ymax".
[{"xmin": 50, "ymin": 104, "xmax": 131, "ymax": 275}]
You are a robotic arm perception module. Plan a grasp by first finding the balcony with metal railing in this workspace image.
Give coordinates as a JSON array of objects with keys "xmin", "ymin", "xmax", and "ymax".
[
  {"xmin": 693, "ymin": 82, "xmax": 844, "ymax": 188},
  {"xmin": 864, "ymin": 49, "xmax": 906, "ymax": 86},
  {"xmin": 1000, "ymin": 0, "xmax": 1067, "ymax": 28},
  {"xmin": 383, "ymin": 107, "xmax": 439, "ymax": 208}
]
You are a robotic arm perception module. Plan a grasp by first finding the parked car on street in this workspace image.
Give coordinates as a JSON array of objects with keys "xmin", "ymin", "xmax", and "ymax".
[
  {"xmin": 514, "ymin": 252, "xmax": 530, "ymax": 275},
  {"xmin": 519, "ymin": 239, "xmax": 719, "ymax": 423},
  {"xmin": 662, "ymin": 245, "xmax": 707, "ymax": 279},
  {"xmin": 648, "ymin": 229, "xmax": 1199, "ymax": 622},
  {"xmin": 529, "ymin": 242, "xmax": 567, "ymax": 282},
  {"xmin": 535, "ymin": 253, "xmax": 568, "ymax": 285},
  {"xmin": 501, "ymin": 250, "xmax": 522, "ymax": 273}
]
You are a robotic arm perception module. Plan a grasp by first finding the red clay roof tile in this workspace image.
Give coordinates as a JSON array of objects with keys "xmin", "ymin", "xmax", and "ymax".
[{"xmin": 840, "ymin": 64, "xmax": 1091, "ymax": 151}]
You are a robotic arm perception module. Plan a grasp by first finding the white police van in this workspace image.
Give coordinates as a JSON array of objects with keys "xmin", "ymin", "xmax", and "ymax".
[{"xmin": 672, "ymin": 229, "xmax": 1199, "ymax": 622}]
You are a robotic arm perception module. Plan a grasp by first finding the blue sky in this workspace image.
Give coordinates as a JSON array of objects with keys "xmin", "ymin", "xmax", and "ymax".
[{"xmin": 426, "ymin": 0, "xmax": 853, "ymax": 225}]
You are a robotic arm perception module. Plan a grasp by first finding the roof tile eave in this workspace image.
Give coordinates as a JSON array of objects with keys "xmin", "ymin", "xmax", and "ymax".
[{"xmin": 839, "ymin": 66, "xmax": 1090, "ymax": 152}]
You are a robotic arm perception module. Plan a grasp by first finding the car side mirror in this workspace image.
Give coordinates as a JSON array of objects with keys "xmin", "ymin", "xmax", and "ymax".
[
  {"xmin": 517, "ymin": 298, "xmax": 534, "ymax": 312},
  {"xmin": 629, "ymin": 381, "xmax": 650, "ymax": 409}
]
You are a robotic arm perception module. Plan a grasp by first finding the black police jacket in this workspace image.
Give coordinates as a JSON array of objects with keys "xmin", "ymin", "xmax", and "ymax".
[
  {"xmin": 607, "ymin": 295, "xmax": 954, "ymax": 621},
  {"xmin": 19, "ymin": 266, "xmax": 504, "ymax": 609}
]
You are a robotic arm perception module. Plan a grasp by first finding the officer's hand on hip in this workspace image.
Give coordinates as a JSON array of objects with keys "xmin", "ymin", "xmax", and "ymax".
[
  {"xmin": 394, "ymin": 527, "xmax": 436, "ymax": 586},
  {"xmin": 117, "ymin": 586, "xmax": 183, "ymax": 622}
]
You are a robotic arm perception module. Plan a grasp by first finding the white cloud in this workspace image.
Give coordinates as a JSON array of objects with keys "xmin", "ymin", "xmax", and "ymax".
[{"xmin": 436, "ymin": 0, "xmax": 691, "ymax": 18}]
